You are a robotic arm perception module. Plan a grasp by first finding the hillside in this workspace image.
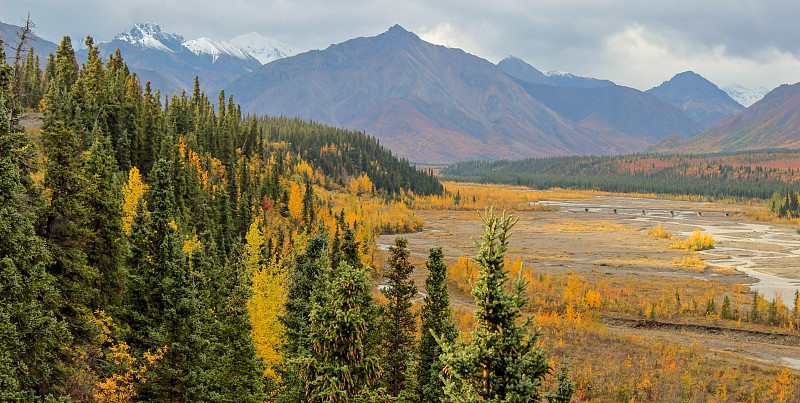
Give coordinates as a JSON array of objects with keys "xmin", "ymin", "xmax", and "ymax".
[
  {"xmin": 650, "ymin": 82, "xmax": 800, "ymax": 154},
  {"xmin": 647, "ymin": 71, "xmax": 744, "ymax": 128},
  {"xmin": 229, "ymin": 25, "xmax": 699, "ymax": 163}
]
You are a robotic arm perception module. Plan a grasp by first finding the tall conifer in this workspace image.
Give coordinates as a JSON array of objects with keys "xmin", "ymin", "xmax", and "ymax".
[
  {"xmin": 440, "ymin": 209, "xmax": 550, "ymax": 402},
  {"xmin": 381, "ymin": 237, "xmax": 418, "ymax": 397},
  {"xmin": 416, "ymin": 247, "xmax": 457, "ymax": 402}
]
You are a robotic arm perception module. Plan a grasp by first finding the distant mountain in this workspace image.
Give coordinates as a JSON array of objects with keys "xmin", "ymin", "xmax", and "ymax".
[
  {"xmin": 649, "ymin": 82, "xmax": 800, "ymax": 154},
  {"xmin": 0, "ymin": 20, "xmax": 57, "ymax": 67},
  {"xmin": 497, "ymin": 56, "xmax": 549, "ymax": 85},
  {"xmin": 228, "ymin": 25, "xmax": 692, "ymax": 163},
  {"xmin": 520, "ymin": 83, "xmax": 704, "ymax": 144},
  {"xmin": 94, "ymin": 23, "xmax": 263, "ymax": 94},
  {"xmin": 497, "ymin": 56, "xmax": 615, "ymax": 88},
  {"xmin": 500, "ymin": 56, "xmax": 702, "ymax": 144},
  {"xmin": 723, "ymin": 84, "xmax": 772, "ymax": 107},
  {"xmin": 229, "ymin": 32, "xmax": 295, "ymax": 64},
  {"xmin": 646, "ymin": 71, "xmax": 744, "ymax": 128},
  {"xmin": 543, "ymin": 70, "xmax": 615, "ymax": 88}
]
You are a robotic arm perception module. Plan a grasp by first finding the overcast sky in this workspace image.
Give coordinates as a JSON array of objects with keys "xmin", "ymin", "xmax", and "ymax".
[{"xmin": 6, "ymin": 0, "xmax": 800, "ymax": 91}]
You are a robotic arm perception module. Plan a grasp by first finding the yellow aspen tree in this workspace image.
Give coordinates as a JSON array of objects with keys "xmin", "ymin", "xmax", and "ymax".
[
  {"xmin": 121, "ymin": 166, "xmax": 147, "ymax": 235},
  {"xmin": 288, "ymin": 182, "xmax": 304, "ymax": 222},
  {"xmin": 245, "ymin": 219, "xmax": 285, "ymax": 379}
]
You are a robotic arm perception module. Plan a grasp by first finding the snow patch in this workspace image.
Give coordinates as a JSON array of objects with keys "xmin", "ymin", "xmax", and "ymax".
[
  {"xmin": 723, "ymin": 85, "xmax": 772, "ymax": 107},
  {"xmin": 183, "ymin": 37, "xmax": 250, "ymax": 62},
  {"xmin": 230, "ymin": 32, "xmax": 296, "ymax": 64}
]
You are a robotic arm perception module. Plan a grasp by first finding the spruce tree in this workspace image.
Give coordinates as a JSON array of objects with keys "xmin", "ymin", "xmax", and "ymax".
[
  {"xmin": 41, "ymin": 121, "xmax": 97, "ymax": 339},
  {"xmin": 125, "ymin": 159, "xmax": 213, "ymax": 401},
  {"xmin": 440, "ymin": 209, "xmax": 550, "ymax": 402},
  {"xmin": 0, "ymin": 48, "xmax": 71, "ymax": 400},
  {"xmin": 416, "ymin": 247, "xmax": 457, "ymax": 402},
  {"xmin": 296, "ymin": 261, "xmax": 387, "ymax": 402},
  {"xmin": 279, "ymin": 233, "xmax": 329, "ymax": 403},
  {"xmin": 83, "ymin": 135, "xmax": 126, "ymax": 309},
  {"xmin": 210, "ymin": 250, "xmax": 266, "ymax": 402},
  {"xmin": 381, "ymin": 237, "xmax": 418, "ymax": 397}
]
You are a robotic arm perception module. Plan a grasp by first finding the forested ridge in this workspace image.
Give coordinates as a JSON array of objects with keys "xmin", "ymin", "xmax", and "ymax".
[
  {"xmin": 442, "ymin": 152, "xmax": 800, "ymax": 200},
  {"xmin": 2, "ymin": 29, "xmax": 574, "ymax": 402}
]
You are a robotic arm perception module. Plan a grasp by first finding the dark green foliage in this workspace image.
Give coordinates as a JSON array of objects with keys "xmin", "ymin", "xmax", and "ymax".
[
  {"xmin": 416, "ymin": 247, "xmax": 457, "ymax": 403},
  {"xmin": 381, "ymin": 238, "xmax": 418, "ymax": 397},
  {"xmin": 295, "ymin": 261, "xmax": 387, "ymax": 402},
  {"xmin": 261, "ymin": 116, "xmax": 442, "ymax": 196},
  {"xmin": 302, "ymin": 180, "xmax": 315, "ymax": 228},
  {"xmin": 442, "ymin": 152, "xmax": 800, "ymax": 201},
  {"xmin": 280, "ymin": 233, "xmax": 329, "ymax": 402},
  {"xmin": 546, "ymin": 365, "xmax": 575, "ymax": 403},
  {"xmin": 0, "ymin": 45, "xmax": 71, "ymax": 400},
  {"xmin": 768, "ymin": 189, "xmax": 800, "ymax": 217},
  {"xmin": 83, "ymin": 136, "xmax": 126, "ymax": 308},
  {"xmin": 721, "ymin": 295, "xmax": 732, "ymax": 319},
  {"xmin": 41, "ymin": 121, "xmax": 98, "ymax": 339},
  {"xmin": 125, "ymin": 159, "xmax": 214, "ymax": 401},
  {"xmin": 440, "ymin": 209, "xmax": 550, "ymax": 402},
  {"xmin": 210, "ymin": 250, "xmax": 266, "ymax": 402}
]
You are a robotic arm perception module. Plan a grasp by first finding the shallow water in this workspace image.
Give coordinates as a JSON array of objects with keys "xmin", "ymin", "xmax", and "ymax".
[{"xmin": 538, "ymin": 195, "xmax": 800, "ymax": 308}]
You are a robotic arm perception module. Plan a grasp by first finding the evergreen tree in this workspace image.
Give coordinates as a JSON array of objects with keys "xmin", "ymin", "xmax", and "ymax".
[
  {"xmin": 125, "ymin": 159, "xmax": 213, "ymax": 401},
  {"xmin": 295, "ymin": 261, "xmax": 387, "ymax": 402},
  {"xmin": 440, "ymin": 209, "xmax": 550, "ymax": 402},
  {"xmin": 416, "ymin": 247, "xmax": 457, "ymax": 403},
  {"xmin": 279, "ymin": 233, "xmax": 329, "ymax": 403},
  {"xmin": 0, "ymin": 47, "xmax": 71, "ymax": 400},
  {"xmin": 302, "ymin": 180, "xmax": 315, "ymax": 229},
  {"xmin": 43, "ymin": 36, "xmax": 78, "ymax": 127},
  {"xmin": 83, "ymin": 135, "xmax": 126, "ymax": 309},
  {"xmin": 381, "ymin": 237, "xmax": 418, "ymax": 397},
  {"xmin": 41, "ymin": 121, "xmax": 97, "ymax": 339},
  {"xmin": 210, "ymin": 250, "xmax": 266, "ymax": 402}
]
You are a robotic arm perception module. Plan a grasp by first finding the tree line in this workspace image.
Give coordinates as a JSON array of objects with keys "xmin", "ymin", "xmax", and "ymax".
[{"xmin": 442, "ymin": 153, "xmax": 800, "ymax": 200}]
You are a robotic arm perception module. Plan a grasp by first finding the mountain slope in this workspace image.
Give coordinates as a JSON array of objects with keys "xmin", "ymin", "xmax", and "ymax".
[
  {"xmin": 650, "ymin": 82, "xmax": 800, "ymax": 153},
  {"xmin": 93, "ymin": 23, "xmax": 262, "ymax": 94},
  {"xmin": 229, "ymin": 32, "xmax": 295, "ymax": 64},
  {"xmin": 229, "ymin": 25, "xmax": 669, "ymax": 163},
  {"xmin": 520, "ymin": 83, "xmax": 704, "ymax": 144},
  {"xmin": 0, "ymin": 20, "xmax": 57, "ymax": 67},
  {"xmin": 500, "ymin": 56, "xmax": 703, "ymax": 144},
  {"xmin": 498, "ymin": 56, "xmax": 615, "ymax": 88},
  {"xmin": 646, "ymin": 71, "xmax": 744, "ymax": 128}
]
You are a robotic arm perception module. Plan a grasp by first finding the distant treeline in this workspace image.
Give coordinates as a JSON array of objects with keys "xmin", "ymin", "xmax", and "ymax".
[{"xmin": 442, "ymin": 152, "xmax": 800, "ymax": 200}]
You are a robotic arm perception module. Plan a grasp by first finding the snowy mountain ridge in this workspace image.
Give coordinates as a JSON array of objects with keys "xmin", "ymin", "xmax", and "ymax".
[
  {"xmin": 183, "ymin": 37, "xmax": 255, "ymax": 63},
  {"xmin": 230, "ymin": 32, "xmax": 296, "ymax": 64},
  {"xmin": 113, "ymin": 23, "xmax": 294, "ymax": 65},
  {"xmin": 114, "ymin": 22, "xmax": 185, "ymax": 53}
]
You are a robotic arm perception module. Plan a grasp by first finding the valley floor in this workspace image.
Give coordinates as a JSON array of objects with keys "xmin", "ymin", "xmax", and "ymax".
[{"xmin": 377, "ymin": 188, "xmax": 800, "ymax": 401}]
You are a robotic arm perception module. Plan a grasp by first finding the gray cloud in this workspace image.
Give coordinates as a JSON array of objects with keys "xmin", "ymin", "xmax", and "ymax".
[{"xmin": 6, "ymin": 0, "xmax": 800, "ymax": 90}]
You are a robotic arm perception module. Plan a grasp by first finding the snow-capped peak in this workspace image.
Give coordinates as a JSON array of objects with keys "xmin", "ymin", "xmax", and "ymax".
[
  {"xmin": 183, "ymin": 37, "xmax": 251, "ymax": 62},
  {"xmin": 229, "ymin": 32, "xmax": 295, "ymax": 64},
  {"xmin": 543, "ymin": 70, "xmax": 574, "ymax": 78},
  {"xmin": 723, "ymin": 85, "xmax": 772, "ymax": 107},
  {"xmin": 114, "ymin": 23, "xmax": 185, "ymax": 53}
]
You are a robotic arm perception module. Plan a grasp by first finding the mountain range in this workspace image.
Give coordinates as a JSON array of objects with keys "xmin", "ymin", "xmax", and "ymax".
[
  {"xmin": 3, "ymin": 20, "xmax": 797, "ymax": 163},
  {"xmin": 649, "ymin": 82, "xmax": 800, "ymax": 154}
]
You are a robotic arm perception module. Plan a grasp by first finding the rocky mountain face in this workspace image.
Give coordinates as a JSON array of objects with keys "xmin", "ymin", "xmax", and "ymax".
[
  {"xmin": 229, "ymin": 25, "xmax": 709, "ymax": 163},
  {"xmin": 650, "ymin": 82, "xmax": 800, "ymax": 154},
  {"xmin": 646, "ymin": 71, "xmax": 744, "ymax": 128}
]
